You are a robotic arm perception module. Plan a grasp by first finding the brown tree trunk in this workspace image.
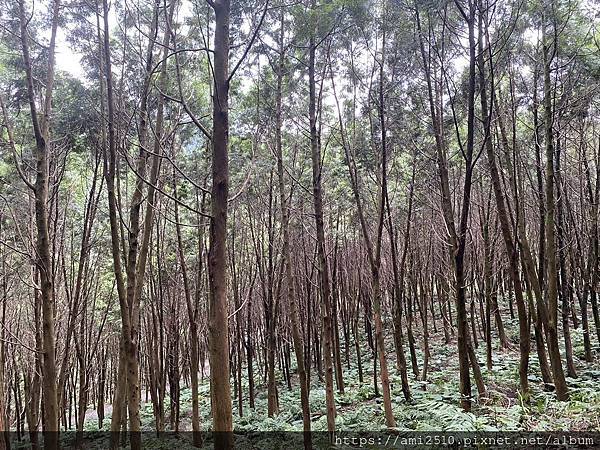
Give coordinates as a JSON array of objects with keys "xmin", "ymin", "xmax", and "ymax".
[
  {"xmin": 308, "ymin": 0, "xmax": 336, "ymax": 435},
  {"xmin": 479, "ymin": 199, "xmax": 493, "ymax": 371},
  {"xmin": 18, "ymin": 0, "xmax": 61, "ymax": 446},
  {"xmin": 174, "ymin": 175, "xmax": 202, "ymax": 446},
  {"xmin": 99, "ymin": 0, "xmax": 133, "ymax": 444},
  {"xmin": 478, "ymin": 12, "xmax": 529, "ymax": 397},
  {"xmin": 330, "ymin": 31, "xmax": 396, "ymax": 425},
  {"xmin": 387, "ymin": 156, "xmax": 414, "ymax": 401},
  {"xmin": 542, "ymin": 20, "xmax": 569, "ymax": 401},
  {"xmin": 555, "ymin": 136, "xmax": 577, "ymax": 378},
  {"xmin": 208, "ymin": 1, "xmax": 234, "ymax": 447},
  {"xmin": 416, "ymin": 0, "xmax": 483, "ymax": 410},
  {"xmin": 0, "ymin": 244, "xmax": 7, "ymax": 450},
  {"xmin": 274, "ymin": 10, "xmax": 312, "ymax": 447}
]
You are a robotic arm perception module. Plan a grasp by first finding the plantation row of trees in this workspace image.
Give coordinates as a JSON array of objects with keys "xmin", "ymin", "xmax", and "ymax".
[{"xmin": 0, "ymin": 0, "xmax": 598, "ymax": 448}]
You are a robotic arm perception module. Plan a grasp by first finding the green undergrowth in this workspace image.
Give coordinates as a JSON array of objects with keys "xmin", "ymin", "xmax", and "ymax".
[
  {"xmin": 31, "ymin": 305, "xmax": 598, "ymax": 449},
  {"xmin": 130, "ymin": 312, "xmax": 600, "ymax": 436}
]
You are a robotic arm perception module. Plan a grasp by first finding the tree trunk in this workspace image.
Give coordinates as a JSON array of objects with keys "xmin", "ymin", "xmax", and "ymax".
[
  {"xmin": 478, "ymin": 12, "xmax": 529, "ymax": 397},
  {"xmin": 542, "ymin": 20, "xmax": 569, "ymax": 401},
  {"xmin": 208, "ymin": 1, "xmax": 234, "ymax": 448},
  {"xmin": 308, "ymin": 1, "xmax": 336, "ymax": 435},
  {"xmin": 18, "ymin": 0, "xmax": 61, "ymax": 446},
  {"xmin": 275, "ymin": 10, "xmax": 312, "ymax": 447}
]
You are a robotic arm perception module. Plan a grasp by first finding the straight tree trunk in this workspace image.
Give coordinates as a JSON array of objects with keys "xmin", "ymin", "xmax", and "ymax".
[
  {"xmin": 99, "ymin": 0, "xmax": 133, "ymax": 445},
  {"xmin": 555, "ymin": 136, "xmax": 577, "ymax": 378},
  {"xmin": 18, "ymin": 0, "xmax": 61, "ymax": 446},
  {"xmin": 174, "ymin": 177, "xmax": 202, "ymax": 446},
  {"xmin": 208, "ymin": 1, "xmax": 234, "ymax": 447},
  {"xmin": 478, "ymin": 12, "xmax": 529, "ymax": 397},
  {"xmin": 416, "ymin": 0, "xmax": 483, "ymax": 410},
  {"xmin": 330, "ymin": 29, "xmax": 396, "ymax": 424},
  {"xmin": 387, "ymin": 157, "xmax": 414, "ymax": 401},
  {"xmin": 542, "ymin": 20, "xmax": 569, "ymax": 401},
  {"xmin": 274, "ymin": 11, "xmax": 312, "ymax": 448},
  {"xmin": 308, "ymin": 0, "xmax": 336, "ymax": 435},
  {"xmin": 495, "ymin": 80, "xmax": 553, "ymax": 386}
]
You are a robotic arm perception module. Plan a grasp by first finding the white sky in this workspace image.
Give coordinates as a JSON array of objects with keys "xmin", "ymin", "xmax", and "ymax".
[
  {"xmin": 55, "ymin": 0, "xmax": 196, "ymax": 79},
  {"xmin": 55, "ymin": 27, "xmax": 84, "ymax": 79},
  {"xmin": 54, "ymin": 0, "xmax": 599, "ymax": 81}
]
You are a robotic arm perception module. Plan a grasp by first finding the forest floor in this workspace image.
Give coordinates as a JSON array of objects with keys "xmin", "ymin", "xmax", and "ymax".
[
  {"xmin": 166, "ymin": 317, "xmax": 599, "ymax": 436},
  {"xmin": 15, "ymin": 312, "xmax": 600, "ymax": 449},
  {"xmin": 100, "ymin": 315, "xmax": 600, "ymax": 438}
]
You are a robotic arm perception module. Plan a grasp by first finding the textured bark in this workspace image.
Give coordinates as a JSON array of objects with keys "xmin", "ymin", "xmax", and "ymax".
[
  {"xmin": 100, "ymin": 0, "xmax": 132, "ymax": 444},
  {"xmin": 18, "ymin": 0, "xmax": 61, "ymax": 446},
  {"xmin": 542, "ymin": 21, "xmax": 569, "ymax": 401},
  {"xmin": 174, "ymin": 177, "xmax": 202, "ymax": 446},
  {"xmin": 478, "ymin": 12, "xmax": 529, "ymax": 397},
  {"xmin": 274, "ymin": 10, "xmax": 312, "ymax": 447},
  {"xmin": 118, "ymin": 0, "xmax": 161, "ymax": 437},
  {"xmin": 308, "ymin": 3, "xmax": 336, "ymax": 432},
  {"xmin": 103, "ymin": 0, "xmax": 175, "ymax": 445},
  {"xmin": 208, "ymin": 1, "xmax": 234, "ymax": 448},
  {"xmin": 416, "ymin": 0, "xmax": 483, "ymax": 410}
]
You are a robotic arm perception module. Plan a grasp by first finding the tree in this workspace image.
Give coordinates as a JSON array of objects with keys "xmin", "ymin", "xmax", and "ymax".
[{"xmin": 17, "ymin": 0, "xmax": 61, "ymax": 446}]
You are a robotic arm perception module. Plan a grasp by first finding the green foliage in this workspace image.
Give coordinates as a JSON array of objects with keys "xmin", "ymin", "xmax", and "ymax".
[{"xmin": 110, "ymin": 318, "xmax": 600, "ymax": 436}]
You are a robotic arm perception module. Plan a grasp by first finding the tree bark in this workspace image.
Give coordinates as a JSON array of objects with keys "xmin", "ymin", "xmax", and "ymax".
[
  {"xmin": 308, "ymin": 0, "xmax": 336, "ymax": 435},
  {"xmin": 542, "ymin": 19, "xmax": 569, "ymax": 400},
  {"xmin": 478, "ymin": 10, "xmax": 529, "ymax": 397},
  {"xmin": 274, "ymin": 10, "xmax": 312, "ymax": 447},
  {"xmin": 208, "ymin": 1, "xmax": 234, "ymax": 448},
  {"xmin": 18, "ymin": 0, "xmax": 61, "ymax": 446}
]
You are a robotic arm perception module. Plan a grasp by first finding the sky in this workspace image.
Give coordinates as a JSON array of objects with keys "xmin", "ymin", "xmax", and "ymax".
[
  {"xmin": 53, "ymin": 0, "xmax": 599, "ymax": 82},
  {"xmin": 55, "ymin": 27, "xmax": 84, "ymax": 79},
  {"xmin": 54, "ymin": 0, "xmax": 194, "ymax": 80}
]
